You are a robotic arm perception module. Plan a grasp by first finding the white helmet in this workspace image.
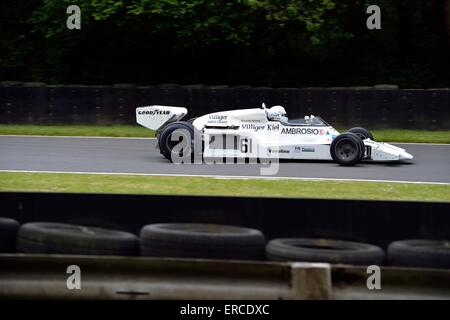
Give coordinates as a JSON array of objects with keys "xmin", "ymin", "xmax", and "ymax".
[{"xmin": 267, "ymin": 105, "xmax": 288, "ymax": 123}]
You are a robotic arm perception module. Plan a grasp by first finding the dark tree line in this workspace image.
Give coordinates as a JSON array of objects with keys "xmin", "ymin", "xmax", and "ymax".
[{"xmin": 0, "ymin": 0, "xmax": 449, "ymax": 88}]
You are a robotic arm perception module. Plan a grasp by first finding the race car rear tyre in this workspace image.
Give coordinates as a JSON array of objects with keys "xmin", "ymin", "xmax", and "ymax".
[
  {"xmin": 17, "ymin": 222, "xmax": 139, "ymax": 256},
  {"xmin": 0, "ymin": 217, "xmax": 20, "ymax": 253},
  {"xmin": 158, "ymin": 121, "xmax": 195, "ymax": 163},
  {"xmin": 330, "ymin": 132, "xmax": 364, "ymax": 165},
  {"xmin": 266, "ymin": 238, "xmax": 385, "ymax": 265},
  {"xmin": 140, "ymin": 223, "xmax": 266, "ymax": 260},
  {"xmin": 387, "ymin": 239, "xmax": 450, "ymax": 269},
  {"xmin": 348, "ymin": 127, "xmax": 374, "ymax": 141}
]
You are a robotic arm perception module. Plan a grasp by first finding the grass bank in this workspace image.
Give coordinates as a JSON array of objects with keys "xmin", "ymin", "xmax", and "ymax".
[{"xmin": 0, "ymin": 172, "xmax": 448, "ymax": 202}]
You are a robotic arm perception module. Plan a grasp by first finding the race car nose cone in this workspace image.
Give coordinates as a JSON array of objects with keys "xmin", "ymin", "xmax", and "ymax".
[{"xmin": 399, "ymin": 152, "xmax": 413, "ymax": 160}]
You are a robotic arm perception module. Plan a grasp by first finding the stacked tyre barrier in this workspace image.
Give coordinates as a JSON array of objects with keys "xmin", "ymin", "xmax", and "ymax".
[
  {"xmin": 140, "ymin": 223, "xmax": 266, "ymax": 260},
  {"xmin": 387, "ymin": 240, "xmax": 450, "ymax": 269},
  {"xmin": 0, "ymin": 217, "xmax": 20, "ymax": 253},
  {"xmin": 1, "ymin": 217, "xmax": 449, "ymax": 269},
  {"xmin": 17, "ymin": 222, "xmax": 139, "ymax": 256},
  {"xmin": 265, "ymin": 238, "xmax": 385, "ymax": 266},
  {"xmin": 1, "ymin": 82, "xmax": 449, "ymax": 130}
]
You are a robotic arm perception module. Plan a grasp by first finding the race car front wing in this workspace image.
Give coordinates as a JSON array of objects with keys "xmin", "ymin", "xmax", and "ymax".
[{"xmin": 364, "ymin": 140, "xmax": 413, "ymax": 161}]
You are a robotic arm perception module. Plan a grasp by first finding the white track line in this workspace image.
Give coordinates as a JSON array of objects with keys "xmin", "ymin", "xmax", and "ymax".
[
  {"xmin": 0, "ymin": 135, "xmax": 449, "ymax": 145},
  {"xmin": 0, "ymin": 134, "xmax": 156, "ymax": 140},
  {"xmin": 1, "ymin": 169, "xmax": 449, "ymax": 185},
  {"xmin": 385, "ymin": 142, "xmax": 450, "ymax": 146}
]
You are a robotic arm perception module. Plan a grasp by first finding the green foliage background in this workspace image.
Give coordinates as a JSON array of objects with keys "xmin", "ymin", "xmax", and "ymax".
[{"xmin": 1, "ymin": 0, "xmax": 449, "ymax": 87}]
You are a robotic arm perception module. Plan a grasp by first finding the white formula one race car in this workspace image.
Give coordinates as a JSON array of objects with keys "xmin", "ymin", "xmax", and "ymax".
[{"xmin": 136, "ymin": 104, "xmax": 413, "ymax": 165}]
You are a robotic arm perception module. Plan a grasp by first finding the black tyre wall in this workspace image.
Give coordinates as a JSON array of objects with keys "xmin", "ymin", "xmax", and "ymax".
[
  {"xmin": 266, "ymin": 238, "xmax": 385, "ymax": 265},
  {"xmin": 387, "ymin": 239, "xmax": 450, "ymax": 269},
  {"xmin": 17, "ymin": 222, "xmax": 139, "ymax": 256},
  {"xmin": 140, "ymin": 223, "xmax": 266, "ymax": 260},
  {"xmin": 0, "ymin": 217, "xmax": 20, "ymax": 253}
]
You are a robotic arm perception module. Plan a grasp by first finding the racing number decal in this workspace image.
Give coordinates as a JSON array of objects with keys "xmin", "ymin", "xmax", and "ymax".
[
  {"xmin": 207, "ymin": 134, "xmax": 241, "ymax": 151},
  {"xmin": 240, "ymin": 138, "xmax": 253, "ymax": 153},
  {"xmin": 206, "ymin": 134, "xmax": 253, "ymax": 153}
]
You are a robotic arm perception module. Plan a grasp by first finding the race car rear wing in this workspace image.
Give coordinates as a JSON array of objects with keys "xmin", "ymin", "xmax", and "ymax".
[{"xmin": 136, "ymin": 105, "xmax": 188, "ymax": 130}]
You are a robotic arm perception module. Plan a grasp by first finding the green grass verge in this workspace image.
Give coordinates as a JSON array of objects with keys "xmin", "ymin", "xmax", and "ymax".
[
  {"xmin": 0, "ymin": 124, "xmax": 154, "ymax": 137},
  {"xmin": 370, "ymin": 129, "xmax": 450, "ymax": 144},
  {"xmin": 0, "ymin": 172, "xmax": 448, "ymax": 202},
  {"xmin": 0, "ymin": 124, "xmax": 449, "ymax": 143}
]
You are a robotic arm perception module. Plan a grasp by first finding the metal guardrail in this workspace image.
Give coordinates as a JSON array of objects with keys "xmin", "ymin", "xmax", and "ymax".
[
  {"xmin": 0, "ymin": 254, "xmax": 449, "ymax": 300},
  {"xmin": 332, "ymin": 266, "xmax": 450, "ymax": 300}
]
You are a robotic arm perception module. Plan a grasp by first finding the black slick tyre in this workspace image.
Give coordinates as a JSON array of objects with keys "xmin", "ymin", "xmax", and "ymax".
[
  {"xmin": 348, "ymin": 127, "xmax": 374, "ymax": 140},
  {"xmin": 158, "ymin": 121, "xmax": 194, "ymax": 162},
  {"xmin": 330, "ymin": 132, "xmax": 364, "ymax": 165}
]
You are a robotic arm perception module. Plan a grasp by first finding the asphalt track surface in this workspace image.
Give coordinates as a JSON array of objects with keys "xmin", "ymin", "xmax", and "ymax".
[{"xmin": 0, "ymin": 136, "xmax": 449, "ymax": 184}]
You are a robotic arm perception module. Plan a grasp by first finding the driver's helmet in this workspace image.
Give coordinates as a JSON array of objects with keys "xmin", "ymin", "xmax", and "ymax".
[{"xmin": 267, "ymin": 105, "xmax": 288, "ymax": 123}]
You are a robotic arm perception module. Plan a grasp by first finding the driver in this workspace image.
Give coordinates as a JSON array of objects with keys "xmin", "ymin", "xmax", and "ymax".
[{"xmin": 267, "ymin": 105, "xmax": 288, "ymax": 123}]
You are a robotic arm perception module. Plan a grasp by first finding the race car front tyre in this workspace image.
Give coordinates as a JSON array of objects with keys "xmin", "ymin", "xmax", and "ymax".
[
  {"xmin": 266, "ymin": 238, "xmax": 385, "ymax": 265},
  {"xmin": 158, "ymin": 121, "xmax": 195, "ymax": 163},
  {"xmin": 348, "ymin": 127, "xmax": 374, "ymax": 141},
  {"xmin": 140, "ymin": 223, "xmax": 266, "ymax": 260},
  {"xmin": 0, "ymin": 217, "xmax": 20, "ymax": 253},
  {"xmin": 17, "ymin": 222, "xmax": 139, "ymax": 256},
  {"xmin": 387, "ymin": 239, "xmax": 450, "ymax": 269},
  {"xmin": 330, "ymin": 132, "xmax": 364, "ymax": 165}
]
